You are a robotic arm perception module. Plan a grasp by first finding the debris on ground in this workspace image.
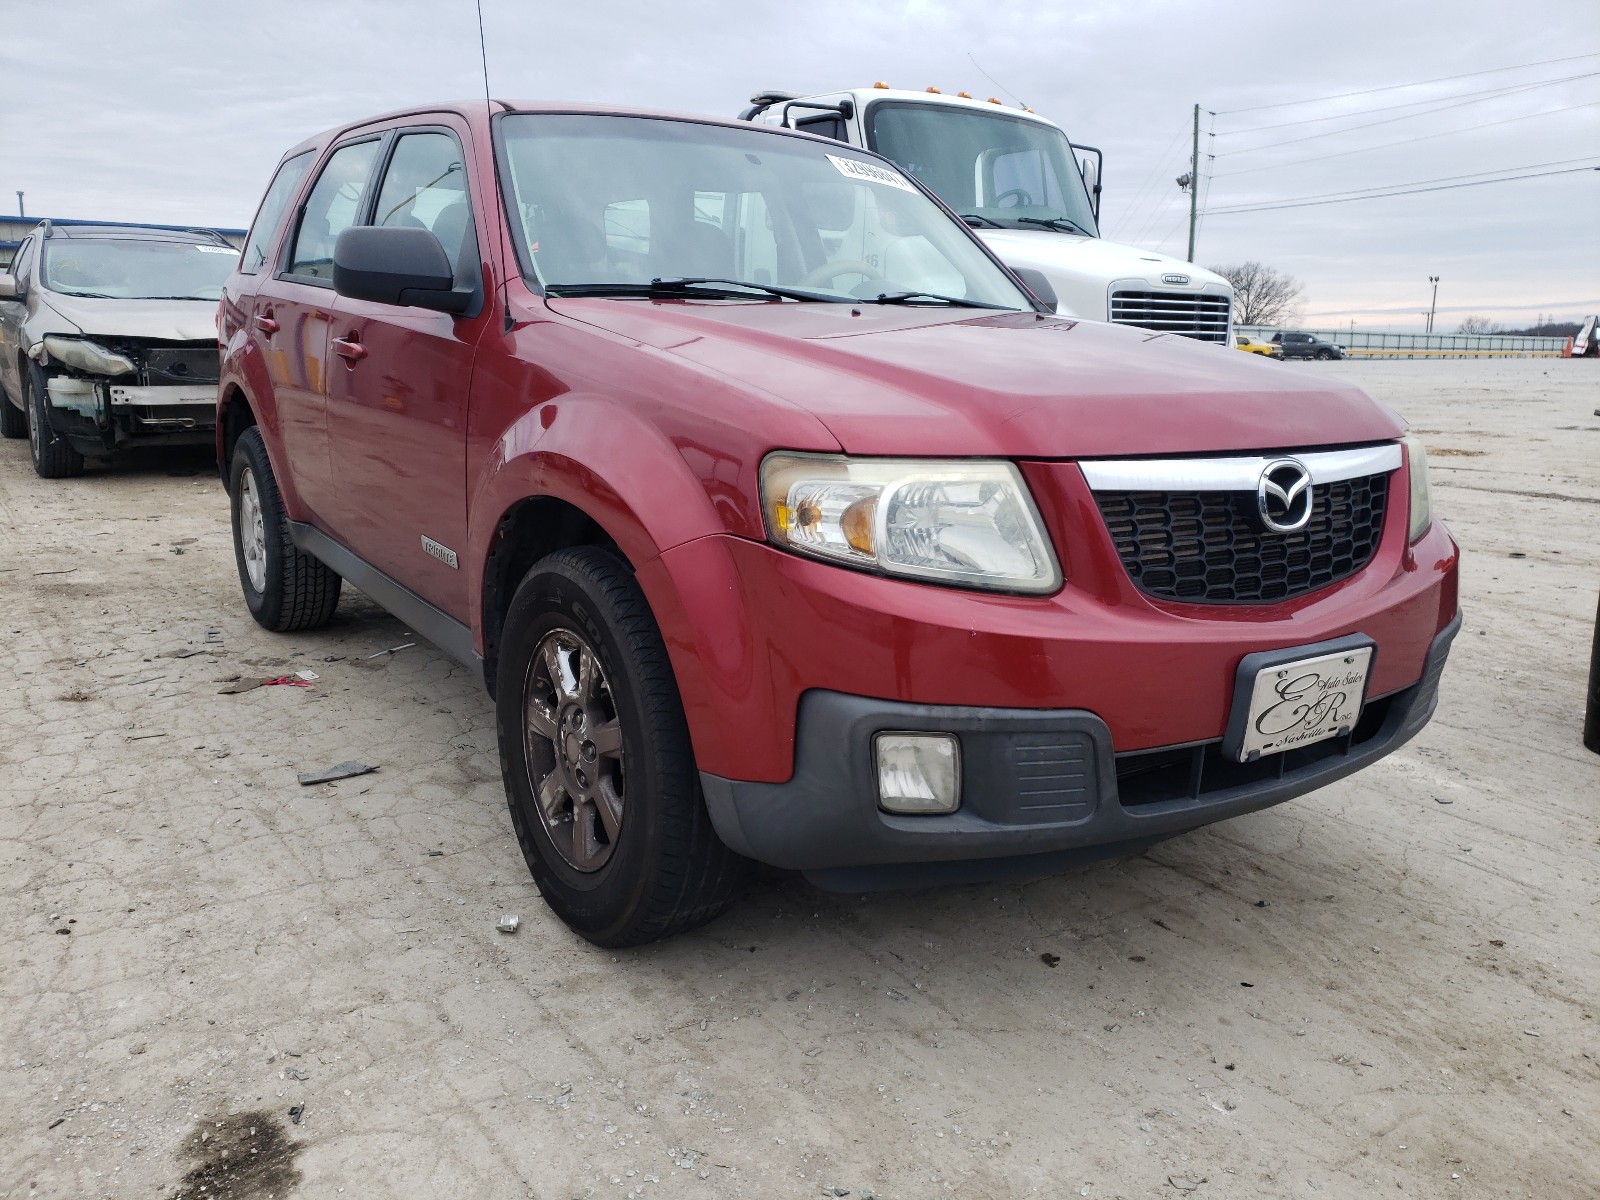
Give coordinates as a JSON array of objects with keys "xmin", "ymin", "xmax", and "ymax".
[
  {"xmin": 366, "ymin": 642, "xmax": 416, "ymax": 659},
  {"xmin": 219, "ymin": 675, "xmax": 315, "ymax": 695},
  {"xmin": 287, "ymin": 1105, "xmax": 304, "ymax": 1125},
  {"xmin": 297, "ymin": 761, "xmax": 379, "ymax": 786},
  {"xmin": 496, "ymin": 913, "xmax": 520, "ymax": 934},
  {"xmin": 1040, "ymin": 952, "xmax": 1060, "ymax": 968},
  {"xmin": 1168, "ymin": 1176, "xmax": 1207, "ymax": 1192},
  {"xmin": 284, "ymin": 1067, "xmax": 310, "ymax": 1081}
]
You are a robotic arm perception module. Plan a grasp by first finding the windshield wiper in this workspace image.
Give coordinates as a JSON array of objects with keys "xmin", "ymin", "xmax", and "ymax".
[
  {"xmin": 50, "ymin": 290, "xmax": 119, "ymax": 299},
  {"xmin": 870, "ymin": 291, "xmax": 1013, "ymax": 309},
  {"xmin": 959, "ymin": 213, "xmax": 1006, "ymax": 229},
  {"xmin": 1015, "ymin": 216, "xmax": 1093, "ymax": 236},
  {"xmin": 138, "ymin": 295, "xmax": 218, "ymax": 301},
  {"xmin": 545, "ymin": 278, "xmax": 843, "ymax": 303}
]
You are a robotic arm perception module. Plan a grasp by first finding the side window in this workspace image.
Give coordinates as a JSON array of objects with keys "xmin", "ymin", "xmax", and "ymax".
[
  {"xmin": 286, "ymin": 139, "xmax": 382, "ymax": 282},
  {"xmin": 10, "ymin": 235, "xmax": 36, "ymax": 287},
  {"xmin": 372, "ymin": 131, "xmax": 477, "ymax": 280},
  {"xmin": 242, "ymin": 150, "xmax": 315, "ymax": 275}
]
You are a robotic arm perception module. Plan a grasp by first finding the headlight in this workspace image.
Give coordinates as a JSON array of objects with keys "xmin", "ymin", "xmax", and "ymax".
[
  {"xmin": 1404, "ymin": 434, "xmax": 1433, "ymax": 543},
  {"xmin": 42, "ymin": 336, "xmax": 135, "ymax": 377},
  {"xmin": 760, "ymin": 453, "xmax": 1061, "ymax": 594}
]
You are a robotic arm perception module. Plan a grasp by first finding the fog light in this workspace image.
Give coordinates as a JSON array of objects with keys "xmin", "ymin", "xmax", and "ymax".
[{"xmin": 875, "ymin": 732, "xmax": 961, "ymax": 814}]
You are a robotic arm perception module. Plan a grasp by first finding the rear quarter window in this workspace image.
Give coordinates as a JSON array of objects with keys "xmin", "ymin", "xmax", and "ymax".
[{"xmin": 241, "ymin": 150, "xmax": 315, "ymax": 276}]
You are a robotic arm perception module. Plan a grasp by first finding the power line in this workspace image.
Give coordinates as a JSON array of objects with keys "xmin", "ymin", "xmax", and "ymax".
[
  {"xmin": 1214, "ymin": 156, "xmax": 1599, "ymax": 207},
  {"xmin": 1207, "ymin": 164, "xmax": 1598, "ymax": 215},
  {"xmin": 1214, "ymin": 70, "xmax": 1598, "ymax": 142},
  {"xmin": 1214, "ymin": 51, "xmax": 1600, "ymax": 115},
  {"xmin": 1212, "ymin": 100, "xmax": 1600, "ymax": 178}
]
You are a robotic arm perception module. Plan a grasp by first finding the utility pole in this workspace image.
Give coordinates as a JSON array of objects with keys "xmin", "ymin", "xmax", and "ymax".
[
  {"xmin": 1427, "ymin": 275, "xmax": 1440, "ymax": 333},
  {"xmin": 15, "ymin": 192, "xmax": 23, "ymax": 219},
  {"xmin": 1187, "ymin": 103, "xmax": 1200, "ymax": 263}
]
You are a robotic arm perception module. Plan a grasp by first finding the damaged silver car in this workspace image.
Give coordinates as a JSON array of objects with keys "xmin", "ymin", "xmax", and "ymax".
[{"xmin": 0, "ymin": 222, "xmax": 237, "ymax": 477}]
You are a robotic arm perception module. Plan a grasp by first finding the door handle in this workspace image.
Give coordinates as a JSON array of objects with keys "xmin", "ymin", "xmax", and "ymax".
[
  {"xmin": 254, "ymin": 314, "xmax": 280, "ymax": 335},
  {"xmin": 332, "ymin": 336, "xmax": 367, "ymax": 363}
]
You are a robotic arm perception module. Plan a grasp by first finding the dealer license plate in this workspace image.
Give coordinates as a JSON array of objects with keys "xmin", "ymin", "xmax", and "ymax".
[{"xmin": 1235, "ymin": 646, "xmax": 1373, "ymax": 762}]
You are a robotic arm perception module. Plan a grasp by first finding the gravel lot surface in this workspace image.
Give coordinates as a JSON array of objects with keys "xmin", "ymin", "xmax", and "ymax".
[{"xmin": 2, "ymin": 359, "xmax": 1597, "ymax": 1199}]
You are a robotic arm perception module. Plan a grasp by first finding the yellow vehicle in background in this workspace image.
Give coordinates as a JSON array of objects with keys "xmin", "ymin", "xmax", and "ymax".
[{"xmin": 1235, "ymin": 333, "xmax": 1283, "ymax": 359}]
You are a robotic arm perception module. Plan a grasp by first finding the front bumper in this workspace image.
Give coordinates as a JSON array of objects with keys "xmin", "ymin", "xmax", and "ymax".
[
  {"xmin": 701, "ymin": 612, "xmax": 1459, "ymax": 888},
  {"xmin": 43, "ymin": 375, "xmax": 215, "ymax": 452}
]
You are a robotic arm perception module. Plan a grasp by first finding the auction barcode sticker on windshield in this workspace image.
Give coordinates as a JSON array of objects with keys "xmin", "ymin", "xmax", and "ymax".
[{"xmin": 827, "ymin": 154, "xmax": 918, "ymax": 193}]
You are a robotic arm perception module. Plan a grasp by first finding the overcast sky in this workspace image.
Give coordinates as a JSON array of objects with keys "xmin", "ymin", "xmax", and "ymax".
[{"xmin": 4, "ymin": 0, "xmax": 1596, "ymax": 331}]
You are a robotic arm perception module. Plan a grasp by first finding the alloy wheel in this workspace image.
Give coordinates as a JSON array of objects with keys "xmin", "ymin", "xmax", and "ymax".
[
  {"xmin": 522, "ymin": 628, "xmax": 626, "ymax": 871},
  {"xmin": 238, "ymin": 466, "xmax": 268, "ymax": 593}
]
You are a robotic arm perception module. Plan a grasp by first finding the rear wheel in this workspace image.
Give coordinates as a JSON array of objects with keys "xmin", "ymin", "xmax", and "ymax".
[
  {"xmin": 497, "ymin": 547, "xmax": 747, "ymax": 946},
  {"xmin": 0, "ymin": 383, "xmax": 25, "ymax": 439},
  {"xmin": 24, "ymin": 366, "xmax": 85, "ymax": 478},
  {"xmin": 229, "ymin": 426, "xmax": 342, "ymax": 631}
]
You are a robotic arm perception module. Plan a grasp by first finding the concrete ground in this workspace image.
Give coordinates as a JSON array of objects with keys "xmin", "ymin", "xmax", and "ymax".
[{"xmin": 2, "ymin": 359, "xmax": 1596, "ymax": 1200}]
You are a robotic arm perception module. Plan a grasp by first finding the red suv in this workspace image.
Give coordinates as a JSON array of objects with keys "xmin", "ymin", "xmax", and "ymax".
[{"xmin": 218, "ymin": 102, "xmax": 1459, "ymax": 946}]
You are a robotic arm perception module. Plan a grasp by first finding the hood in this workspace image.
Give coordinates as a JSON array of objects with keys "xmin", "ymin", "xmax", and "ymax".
[
  {"xmin": 973, "ymin": 229, "xmax": 1230, "ymax": 291},
  {"xmin": 36, "ymin": 292, "xmax": 219, "ymax": 342},
  {"xmin": 547, "ymin": 298, "xmax": 1403, "ymax": 459}
]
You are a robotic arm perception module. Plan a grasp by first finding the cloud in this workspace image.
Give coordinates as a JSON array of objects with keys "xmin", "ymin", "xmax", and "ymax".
[{"xmin": 3, "ymin": 0, "xmax": 1594, "ymax": 328}]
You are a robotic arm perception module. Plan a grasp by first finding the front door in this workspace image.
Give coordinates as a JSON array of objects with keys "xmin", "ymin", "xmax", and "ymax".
[{"xmin": 324, "ymin": 124, "xmax": 490, "ymax": 621}]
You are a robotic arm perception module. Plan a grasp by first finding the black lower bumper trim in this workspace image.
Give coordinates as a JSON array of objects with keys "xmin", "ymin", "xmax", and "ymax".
[{"xmin": 701, "ymin": 613, "xmax": 1461, "ymax": 879}]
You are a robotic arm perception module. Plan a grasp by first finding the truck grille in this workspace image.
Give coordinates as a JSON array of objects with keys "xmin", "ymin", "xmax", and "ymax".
[
  {"xmin": 1109, "ymin": 290, "xmax": 1231, "ymax": 343},
  {"xmin": 1094, "ymin": 473, "xmax": 1389, "ymax": 604}
]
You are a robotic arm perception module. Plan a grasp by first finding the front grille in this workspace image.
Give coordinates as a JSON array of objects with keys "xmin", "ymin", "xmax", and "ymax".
[
  {"xmin": 1095, "ymin": 474, "xmax": 1389, "ymax": 604},
  {"xmin": 1109, "ymin": 289, "xmax": 1231, "ymax": 343},
  {"xmin": 144, "ymin": 345, "xmax": 220, "ymax": 384}
]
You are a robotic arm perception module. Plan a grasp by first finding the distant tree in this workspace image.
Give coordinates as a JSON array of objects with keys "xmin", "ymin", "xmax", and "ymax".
[
  {"xmin": 1502, "ymin": 318, "xmax": 1581, "ymax": 337},
  {"xmin": 1208, "ymin": 262, "xmax": 1305, "ymax": 327},
  {"xmin": 1457, "ymin": 316, "xmax": 1504, "ymax": 335}
]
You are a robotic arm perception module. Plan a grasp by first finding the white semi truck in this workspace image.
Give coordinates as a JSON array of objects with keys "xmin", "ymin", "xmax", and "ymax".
[{"xmin": 740, "ymin": 86, "xmax": 1234, "ymax": 344}]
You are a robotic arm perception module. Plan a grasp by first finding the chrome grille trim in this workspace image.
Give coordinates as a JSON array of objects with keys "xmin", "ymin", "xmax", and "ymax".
[{"xmin": 1078, "ymin": 444, "xmax": 1402, "ymax": 493}]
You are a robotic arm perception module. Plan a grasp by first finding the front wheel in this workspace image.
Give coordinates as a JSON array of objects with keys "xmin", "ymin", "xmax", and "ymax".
[
  {"xmin": 24, "ymin": 366, "xmax": 85, "ymax": 478},
  {"xmin": 1315, "ymin": 348, "xmax": 1333, "ymax": 360},
  {"xmin": 497, "ymin": 547, "xmax": 747, "ymax": 946},
  {"xmin": 229, "ymin": 426, "xmax": 341, "ymax": 631}
]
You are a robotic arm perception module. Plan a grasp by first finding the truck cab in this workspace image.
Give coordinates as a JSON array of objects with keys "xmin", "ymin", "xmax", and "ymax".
[{"xmin": 741, "ymin": 87, "xmax": 1234, "ymax": 344}]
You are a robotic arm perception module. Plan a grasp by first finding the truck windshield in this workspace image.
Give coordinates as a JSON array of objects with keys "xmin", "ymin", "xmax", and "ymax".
[
  {"xmin": 866, "ymin": 102, "xmax": 1099, "ymax": 237},
  {"xmin": 496, "ymin": 113, "xmax": 1032, "ymax": 309},
  {"xmin": 41, "ymin": 239, "xmax": 240, "ymax": 300}
]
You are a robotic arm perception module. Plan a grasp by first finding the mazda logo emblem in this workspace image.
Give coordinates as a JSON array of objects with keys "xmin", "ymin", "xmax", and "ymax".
[{"xmin": 1257, "ymin": 459, "xmax": 1314, "ymax": 533}]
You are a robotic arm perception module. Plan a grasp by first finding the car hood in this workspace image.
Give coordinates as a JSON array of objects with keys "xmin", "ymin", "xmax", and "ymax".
[
  {"xmin": 34, "ymin": 292, "xmax": 219, "ymax": 342},
  {"xmin": 546, "ymin": 298, "xmax": 1403, "ymax": 458},
  {"xmin": 971, "ymin": 229, "xmax": 1231, "ymax": 290}
]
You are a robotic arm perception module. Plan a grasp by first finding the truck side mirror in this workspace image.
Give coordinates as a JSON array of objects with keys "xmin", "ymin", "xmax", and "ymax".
[
  {"xmin": 332, "ymin": 226, "xmax": 469, "ymax": 314},
  {"xmin": 0, "ymin": 274, "xmax": 17, "ymax": 300},
  {"xmin": 1009, "ymin": 266, "xmax": 1058, "ymax": 313}
]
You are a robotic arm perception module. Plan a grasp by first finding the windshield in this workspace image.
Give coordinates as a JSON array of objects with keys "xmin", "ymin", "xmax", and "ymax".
[
  {"xmin": 496, "ymin": 113, "xmax": 1032, "ymax": 308},
  {"xmin": 41, "ymin": 239, "xmax": 240, "ymax": 300},
  {"xmin": 867, "ymin": 102, "xmax": 1099, "ymax": 237}
]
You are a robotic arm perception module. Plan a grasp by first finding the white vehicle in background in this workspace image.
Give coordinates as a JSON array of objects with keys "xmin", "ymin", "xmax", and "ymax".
[{"xmin": 740, "ymin": 86, "xmax": 1234, "ymax": 344}]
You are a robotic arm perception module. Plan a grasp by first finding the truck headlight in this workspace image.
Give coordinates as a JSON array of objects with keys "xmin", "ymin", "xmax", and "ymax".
[
  {"xmin": 760, "ymin": 453, "xmax": 1061, "ymax": 593},
  {"xmin": 42, "ymin": 336, "xmax": 136, "ymax": 377},
  {"xmin": 1404, "ymin": 434, "xmax": 1433, "ymax": 543}
]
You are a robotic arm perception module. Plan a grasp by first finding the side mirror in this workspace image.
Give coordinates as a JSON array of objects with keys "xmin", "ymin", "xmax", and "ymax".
[
  {"xmin": 1009, "ymin": 266, "xmax": 1058, "ymax": 313},
  {"xmin": 0, "ymin": 274, "xmax": 18, "ymax": 300},
  {"xmin": 332, "ymin": 226, "xmax": 468, "ymax": 314}
]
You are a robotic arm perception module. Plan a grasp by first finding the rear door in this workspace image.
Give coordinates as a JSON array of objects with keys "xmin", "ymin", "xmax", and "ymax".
[
  {"xmin": 323, "ymin": 119, "xmax": 490, "ymax": 618},
  {"xmin": 257, "ymin": 136, "xmax": 386, "ymax": 527}
]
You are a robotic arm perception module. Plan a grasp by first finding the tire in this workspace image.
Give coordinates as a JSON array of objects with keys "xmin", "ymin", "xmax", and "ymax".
[
  {"xmin": 229, "ymin": 426, "xmax": 342, "ymax": 631},
  {"xmin": 1315, "ymin": 348, "xmax": 1332, "ymax": 360},
  {"xmin": 0, "ymin": 382, "xmax": 25, "ymax": 439},
  {"xmin": 497, "ymin": 547, "xmax": 748, "ymax": 947},
  {"xmin": 24, "ymin": 365, "xmax": 85, "ymax": 478}
]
